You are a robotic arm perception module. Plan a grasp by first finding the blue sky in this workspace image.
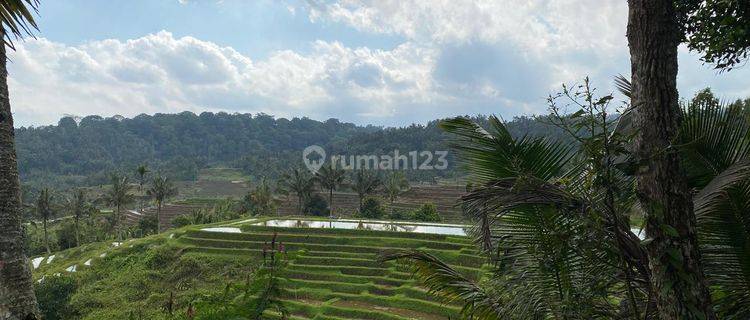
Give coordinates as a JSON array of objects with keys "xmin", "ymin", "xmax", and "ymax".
[{"xmin": 8, "ymin": 0, "xmax": 750, "ymax": 127}]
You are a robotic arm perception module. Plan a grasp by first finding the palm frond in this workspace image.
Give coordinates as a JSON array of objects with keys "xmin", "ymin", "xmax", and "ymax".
[
  {"xmin": 614, "ymin": 74, "xmax": 631, "ymax": 99},
  {"xmin": 679, "ymin": 101, "xmax": 750, "ymax": 319},
  {"xmin": 697, "ymin": 182, "xmax": 750, "ymax": 318},
  {"xmin": 0, "ymin": 0, "xmax": 39, "ymax": 49},
  {"xmin": 440, "ymin": 116, "xmax": 574, "ymax": 183},
  {"xmin": 380, "ymin": 250, "xmax": 504, "ymax": 319},
  {"xmin": 460, "ymin": 177, "xmax": 585, "ymax": 222},
  {"xmin": 679, "ymin": 101, "xmax": 750, "ymax": 188}
]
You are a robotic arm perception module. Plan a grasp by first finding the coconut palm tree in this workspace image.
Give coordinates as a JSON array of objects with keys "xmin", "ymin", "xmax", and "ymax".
[
  {"xmin": 352, "ymin": 169, "xmax": 381, "ymax": 210},
  {"xmin": 136, "ymin": 164, "xmax": 149, "ymax": 211},
  {"xmin": 383, "ymin": 172, "xmax": 409, "ymax": 204},
  {"xmin": 147, "ymin": 175, "xmax": 178, "ymax": 232},
  {"xmin": 102, "ymin": 174, "xmax": 135, "ymax": 239},
  {"xmin": 314, "ymin": 165, "xmax": 346, "ymax": 215},
  {"xmin": 384, "ymin": 83, "xmax": 750, "ymax": 319},
  {"xmin": 0, "ymin": 1, "xmax": 40, "ymax": 317},
  {"xmin": 66, "ymin": 188, "xmax": 93, "ymax": 247},
  {"xmin": 35, "ymin": 188, "xmax": 54, "ymax": 255},
  {"xmin": 245, "ymin": 177, "xmax": 275, "ymax": 216},
  {"xmin": 279, "ymin": 168, "xmax": 313, "ymax": 215}
]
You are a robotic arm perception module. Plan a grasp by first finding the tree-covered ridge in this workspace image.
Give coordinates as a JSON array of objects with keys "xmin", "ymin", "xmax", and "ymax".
[{"xmin": 15, "ymin": 111, "xmax": 569, "ymax": 188}]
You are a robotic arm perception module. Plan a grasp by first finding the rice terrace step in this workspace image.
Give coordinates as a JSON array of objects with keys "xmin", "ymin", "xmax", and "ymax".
[{"xmin": 183, "ymin": 218, "xmax": 487, "ymax": 319}]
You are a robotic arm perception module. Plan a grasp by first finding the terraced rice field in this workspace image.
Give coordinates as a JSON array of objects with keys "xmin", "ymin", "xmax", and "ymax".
[
  {"xmin": 30, "ymin": 217, "xmax": 484, "ymax": 319},
  {"xmin": 178, "ymin": 220, "xmax": 486, "ymax": 319}
]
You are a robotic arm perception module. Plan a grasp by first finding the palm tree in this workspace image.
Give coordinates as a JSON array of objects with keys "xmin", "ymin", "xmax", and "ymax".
[
  {"xmin": 314, "ymin": 165, "xmax": 346, "ymax": 215},
  {"xmin": 66, "ymin": 188, "xmax": 92, "ymax": 247},
  {"xmin": 102, "ymin": 174, "xmax": 135, "ymax": 239},
  {"xmin": 36, "ymin": 188, "xmax": 54, "ymax": 255},
  {"xmin": 0, "ymin": 0, "xmax": 40, "ymax": 317},
  {"xmin": 136, "ymin": 164, "xmax": 149, "ymax": 211},
  {"xmin": 147, "ymin": 175, "xmax": 178, "ymax": 232},
  {"xmin": 383, "ymin": 172, "xmax": 409, "ymax": 204},
  {"xmin": 246, "ymin": 177, "xmax": 275, "ymax": 216},
  {"xmin": 384, "ymin": 83, "xmax": 750, "ymax": 319},
  {"xmin": 352, "ymin": 169, "xmax": 381, "ymax": 210},
  {"xmin": 279, "ymin": 168, "xmax": 313, "ymax": 215}
]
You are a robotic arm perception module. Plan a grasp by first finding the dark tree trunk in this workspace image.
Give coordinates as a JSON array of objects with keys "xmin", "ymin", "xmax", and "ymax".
[
  {"xmin": 156, "ymin": 201, "xmax": 162, "ymax": 233},
  {"xmin": 75, "ymin": 215, "xmax": 80, "ymax": 247},
  {"xmin": 0, "ymin": 27, "xmax": 40, "ymax": 319},
  {"xmin": 627, "ymin": 1, "xmax": 715, "ymax": 319},
  {"xmin": 297, "ymin": 196, "xmax": 303, "ymax": 215},
  {"xmin": 329, "ymin": 188, "xmax": 333, "ymax": 216},
  {"xmin": 43, "ymin": 219, "xmax": 50, "ymax": 254}
]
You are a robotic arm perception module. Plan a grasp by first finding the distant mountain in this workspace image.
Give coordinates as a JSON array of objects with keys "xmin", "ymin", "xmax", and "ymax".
[{"xmin": 15, "ymin": 111, "xmax": 570, "ymax": 190}]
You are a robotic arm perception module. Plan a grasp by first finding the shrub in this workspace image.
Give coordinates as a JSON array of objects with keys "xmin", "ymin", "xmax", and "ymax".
[
  {"xmin": 304, "ymin": 194, "xmax": 330, "ymax": 216},
  {"xmin": 172, "ymin": 208, "xmax": 218, "ymax": 227},
  {"xmin": 386, "ymin": 208, "xmax": 411, "ymax": 220},
  {"xmin": 412, "ymin": 203, "xmax": 441, "ymax": 222},
  {"xmin": 35, "ymin": 274, "xmax": 79, "ymax": 320},
  {"xmin": 56, "ymin": 221, "xmax": 78, "ymax": 250},
  {"xmin": 359, "ymin": 197, "xmax": 385, "ymax": 219},
  {"xmin": 171, "ymin": 214, "xmax": 193, "ymax": 228},
  {"xmin": 138, "ymin": 214, "xmax": 159, "ymax": 236}
]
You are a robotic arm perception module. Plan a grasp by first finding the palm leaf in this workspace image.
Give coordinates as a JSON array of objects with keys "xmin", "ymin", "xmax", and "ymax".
[
  {"xmin": 0, "ymin": 0, "xmax": 39, "ymax": 49},
  {"xmin": 380, "ymin": 250, "xmax": 504, "ymax": 319},
  {"xmin": 440, "ymin": 116, "xmax": 574, "ymax": 183}
]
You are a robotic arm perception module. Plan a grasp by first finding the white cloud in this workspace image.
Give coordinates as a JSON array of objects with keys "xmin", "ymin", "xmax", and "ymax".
[
  {"xmin": 7, "ymin": 31, "xmax": 453, "ymax": 126},
  {"xmin": 304, "ymin": 0, "xmax": 750, "ymax": 108},
  {"xmin": 306, "ymin": 0, "xmax": 628, "ymax": 56},
  {"xmin": 8, "ymin": 1, "xmax": 750, "ymax": 127},
  {"xmin": 303, "ymin": 0, "xmax": 634, "ymax": 109}
]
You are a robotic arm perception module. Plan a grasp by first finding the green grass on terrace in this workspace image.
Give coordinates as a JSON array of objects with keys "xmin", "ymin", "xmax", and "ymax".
[{"xmin": 32, "ymin": 216, "xmax": 487, "ymax": 319}]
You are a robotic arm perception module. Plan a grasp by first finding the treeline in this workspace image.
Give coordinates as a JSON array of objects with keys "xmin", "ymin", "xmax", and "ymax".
[{"xmin": 15, "ymin": 111, "xmax": 572, "ymax": 190}]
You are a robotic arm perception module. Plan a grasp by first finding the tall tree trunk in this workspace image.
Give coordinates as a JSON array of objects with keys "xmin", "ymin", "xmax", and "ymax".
[
  {"xmin": 627, "ymin": 1, "xmax": 715, "ymax": 319},
  {"xmin": 115, "ymin": 204, "xmax": 120, "ymax": 240},
  {"xmin": 329, "ymin": 188, "xmax": 333, "ymax": 216},
  {"xmin": 0, "ymin": 28, "xmax": 40, "ymax": 319},
  {"xmin": 74, "ymin": 214, "xmax": 80, "ymax": 247},
  {"xmin": 156, "ymin": 201, "xmax": 161, "ymax": 233},
  {"xmin": 43, "ymin": 219, "xmax": 50, "ymax": 254},
  {"xmin": 297, "ymin": 196, "xmax": 302, "ymax": 216}
]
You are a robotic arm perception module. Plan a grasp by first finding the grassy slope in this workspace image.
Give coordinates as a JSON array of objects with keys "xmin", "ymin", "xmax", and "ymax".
[{"xmin": 33, "ymin": 218, "xmax": 485, "ymax": 319}]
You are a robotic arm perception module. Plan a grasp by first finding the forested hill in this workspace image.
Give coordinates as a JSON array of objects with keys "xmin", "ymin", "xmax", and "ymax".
[{"xmin": 15, "ymin": 111, "xmax": 567, "ymax": 189}]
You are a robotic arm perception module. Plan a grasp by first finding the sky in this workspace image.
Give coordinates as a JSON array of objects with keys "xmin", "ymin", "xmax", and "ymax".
[{"xmin": 7, "ymin": 0, "xmax": 750, "ymax": 127}]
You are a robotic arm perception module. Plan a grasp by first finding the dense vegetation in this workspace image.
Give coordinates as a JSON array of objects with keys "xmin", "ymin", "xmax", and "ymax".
[
  {"xmin": 31, "ymin": 219, "xmax": 482, "ymax": 319},
  {"xmin": 15, "ymin": 112, "xmax": 569, "ymax": 191}
]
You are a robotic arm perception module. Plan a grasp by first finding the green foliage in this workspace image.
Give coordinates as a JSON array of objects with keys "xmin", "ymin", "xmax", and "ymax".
[
  {"xmin": 386, "ymin": 81, "xmax": 750, "ymax": 319},
  {"xmin": 680, "ymin": 0, "xmax": 750, "ymax": 70},
  {"xmin": 137, "ymin": 214, "xmax": 158, "ymax": 236},
  {"xmin": 193, "ymin": 252, "xmax": 289, "ymax": 320},
  {"xmin": 16, "ymin": 112, "xmax": 574, "ymax": 192},
  {"xmin": 358, "ymin": 197, "xmax": 385, "ymax": 219},
  {"xmin": 241, "ymin": 178, "xmax": 276, "ymax": 216},
  {"xmin": 56, "ymin": 221, "xmax": 78, "ymax": 250},
  {"xmin": 383, "ymin": 172, "xmax": 409, "ymax": 203},
  {"xmin": 352, "ymin": 169, "xmax": 381, "ymax": 209},
  {"xmin": 304, "ymin": 194, "xmax": 330, "ymax": 217},
  {"xmin": 35, "ymin": 274, "xmax": 79, "ymax": 320},
  {"xmin": 0, "ymin": 0, "xmax": 39, "ymax": 49},
  {"xmin": 279, "ymin": 168, "xmax": 314, "ymax": 215},
  {"xmin": 101, "ymin": 174, "xmax": 135, "ymax": 234},
  {"xmin": 386, "ymin": 208, "xmax": 411, "ymax": 220},
  {"xmin": 411, "ymin": 203, "xmax": 441, "ymax": 222},
  {"xmin": 172, "ymin": 208, "xmax": 219, "ymax": 227},
  {"xmin": 147, "ymin": 175, "xmax": 178, "ymax": 207}
]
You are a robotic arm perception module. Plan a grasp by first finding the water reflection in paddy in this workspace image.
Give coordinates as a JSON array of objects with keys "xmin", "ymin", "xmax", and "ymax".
[{"xmin": 252, "ymin": 219, "xmax": 467, "ymax": 236}]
